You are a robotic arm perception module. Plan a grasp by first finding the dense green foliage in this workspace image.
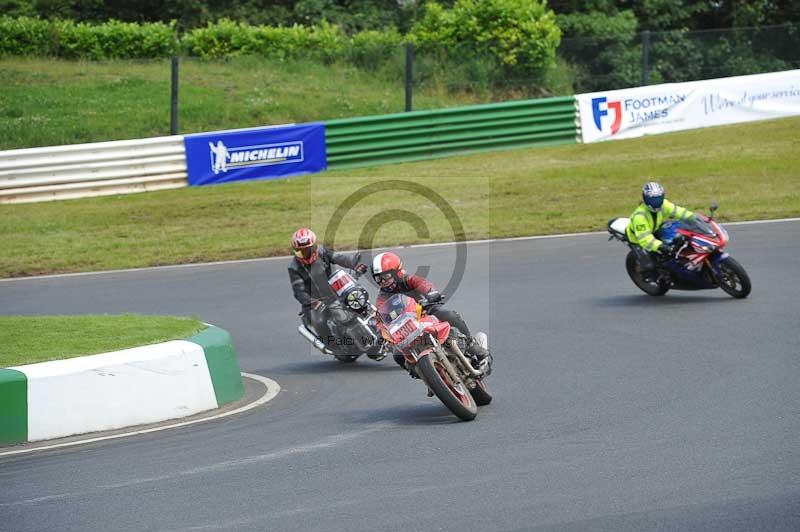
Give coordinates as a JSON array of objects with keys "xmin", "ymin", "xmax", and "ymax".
[
  {"xmin": 0, "ymin": 2, "xmax": 798, "ymax": 93},
  {"xmin": 410, "ymin": 0, "xmax": 560, "ymax": 79},
  {"xmin": 553, "ymin": 1, "xmax": 800, "ymax": 90},
  {"xmin": 3, "ymin": 1, "xmax": 798, "ymax": 33},
  {"xmin": 0, "ymin": 16, "xmax": 176, "ymax": 59}
]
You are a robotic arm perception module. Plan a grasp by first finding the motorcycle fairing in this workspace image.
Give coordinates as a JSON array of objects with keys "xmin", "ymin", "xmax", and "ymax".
[{"xmin": 378, "ymin": 293, "xmax": 451, "ymax": 350}]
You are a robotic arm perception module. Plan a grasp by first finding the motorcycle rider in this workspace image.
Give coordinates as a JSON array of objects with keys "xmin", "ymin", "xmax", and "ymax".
[
  {"xmin": 370, "ymin": 251, "xmax": 491, "ymax": 370},
  {"xmin": 627, "ymin": 181, "xmax": 696, "ymax": 278},
  {"xmin": 288, "ymin": 228, "xmax": 371, "ymax": 354}
]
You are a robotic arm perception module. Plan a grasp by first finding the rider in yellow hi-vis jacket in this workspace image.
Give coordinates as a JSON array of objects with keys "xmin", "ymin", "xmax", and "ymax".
[{"xmin": 627, "ymin": 182, "xmax": 695, "ymax": 274}]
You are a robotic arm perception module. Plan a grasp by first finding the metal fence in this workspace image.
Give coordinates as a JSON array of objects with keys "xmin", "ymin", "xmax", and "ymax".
[{"xmin": 559, "ymin": 24, "xmax": 800, "ymax": 93}]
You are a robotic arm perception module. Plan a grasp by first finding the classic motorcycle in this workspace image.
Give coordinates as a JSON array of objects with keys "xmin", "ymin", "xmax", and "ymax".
[
  {"xmin": 377, "ymin": 293, "xmax": 492, "ymax": 421},
  {"xmin": 297, "ymin": 267, "xmax": 384, "ymax": 363},
  {"xmin": 608, "ymin": 203, "xmax": 751, "ymax": 298}
]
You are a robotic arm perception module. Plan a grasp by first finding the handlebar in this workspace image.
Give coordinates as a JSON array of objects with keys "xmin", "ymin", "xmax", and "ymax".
[{"xmin": 418, "ymin": 295, "xmax": 446, "ymax": 310}]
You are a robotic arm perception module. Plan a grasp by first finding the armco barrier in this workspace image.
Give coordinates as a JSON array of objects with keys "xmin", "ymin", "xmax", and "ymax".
[
  {"xmin": 325, "ymin": 96, "xmax": 580, "ymax": 169},
  {"xmin": 0, "ymin": 96, "xmax": 580, "ymax": 203},
  {"xmin": 0, "ymin": 136, "xmax": 188, "ymax": 204}
]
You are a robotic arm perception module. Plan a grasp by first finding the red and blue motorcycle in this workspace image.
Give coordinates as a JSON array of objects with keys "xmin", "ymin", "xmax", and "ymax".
[{"xmin": 608, "ymin": 203, "xmax": 751, "ymax": 298}]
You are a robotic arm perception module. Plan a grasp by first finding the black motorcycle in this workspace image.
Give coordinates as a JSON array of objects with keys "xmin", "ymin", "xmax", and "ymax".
[{"xmin": 296, "ymin": 266, "xmax": 384, "ymax": 362}]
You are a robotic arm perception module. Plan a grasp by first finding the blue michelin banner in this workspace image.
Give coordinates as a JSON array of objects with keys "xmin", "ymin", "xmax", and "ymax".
[{"xmin": 184, "ymin": 123, "xmax": 326, "ymax": 186}]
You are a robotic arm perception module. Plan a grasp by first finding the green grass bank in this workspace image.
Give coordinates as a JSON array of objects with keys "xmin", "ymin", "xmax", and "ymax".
[
  {"xmin": 0, "ymin": 56, "xmax": 509, "ymax": 150},
  {"xmin": 0, "ymin": 315, "xmax": 206, "ymax": 367},
  {"xmin": 1, "ymin": 116, "xmax": 798, "ymax": 279}
]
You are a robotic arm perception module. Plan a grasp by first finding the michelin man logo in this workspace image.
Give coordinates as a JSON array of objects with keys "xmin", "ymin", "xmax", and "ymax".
[{"xmin": 209, "ymin": 141, "xmax": 229, "ymax": 174}]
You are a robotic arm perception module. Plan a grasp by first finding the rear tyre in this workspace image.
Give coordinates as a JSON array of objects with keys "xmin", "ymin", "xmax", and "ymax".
[
  {"xmin": 417, "ymin": 354, "xmax": 477, "ymax": 421},
  {"xmin": 626, "ymin": 251, "xmax": 669, "ymax": 296},
  {"xmin": 717, "ymin": 257, "xmax": 751, "ymax": 299},
  {"xmin": 470, "ymin": 379, "xmax": 493, "ymax": 406}
]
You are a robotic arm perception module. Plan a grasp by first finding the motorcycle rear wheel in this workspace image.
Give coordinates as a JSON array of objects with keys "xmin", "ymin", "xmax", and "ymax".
[
  {"xmin": 718, "ymin": 257, "xmax": 751, "ymax": 299},
  {"xmin": 470, "ymin": 379, "xmax": 493, "ymax": 406},
  {"xmin": 417, "ymin": 355, "xmax": 478, "ymax": 421},
  {"xmin": 626, "ymin": 251, "xmax": 669, "ymax": 296}
]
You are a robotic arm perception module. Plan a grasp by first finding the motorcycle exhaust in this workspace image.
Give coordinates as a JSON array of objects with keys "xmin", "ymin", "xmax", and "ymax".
[
  {"xmin": 297, "ymin": 325, "xmax": 333, "ymax": 355},
  {"xmin": 447, "ymin": 340, "xmax": 483, "ymax": 378}
]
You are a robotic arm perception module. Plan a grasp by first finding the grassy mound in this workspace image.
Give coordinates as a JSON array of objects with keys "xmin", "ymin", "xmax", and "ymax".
[{"xmin": 0, "ymin": 315, "xmax": 205, "ymax": 367}]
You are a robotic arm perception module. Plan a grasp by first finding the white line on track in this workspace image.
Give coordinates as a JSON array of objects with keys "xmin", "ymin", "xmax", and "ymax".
[
  {"xmin": 1, "ymin": 217, "xmax": 797, "ymax": 283},
  {"xmin": 0, "ymin": 372, "xmax": 279, "ymax": 458}
]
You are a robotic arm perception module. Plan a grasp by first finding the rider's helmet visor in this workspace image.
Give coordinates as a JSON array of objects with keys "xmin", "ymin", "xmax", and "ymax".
[
  {"xmin": 293, "ymin": 243, "xmax": 318, "ymax": 260},
  {"xmin": 375, "ymin": 272, "xmax": 396, "ymax": 288}
]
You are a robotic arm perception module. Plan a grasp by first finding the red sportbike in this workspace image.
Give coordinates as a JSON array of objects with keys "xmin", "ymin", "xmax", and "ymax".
[{"xmin": 377, "ymin": 294, "xmax": 492, "ymax": 421}]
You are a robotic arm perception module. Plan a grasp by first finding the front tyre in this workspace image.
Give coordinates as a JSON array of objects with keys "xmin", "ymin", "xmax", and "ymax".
[
  {"xmin": 626, "ymin": 251, "xmax": 669, "ymax": 296},
  {"xmin": 417, "ymin": 355, "xmax": 477, "ymax": 421},
  {"xmin": 717, "ymin": 257, "xmax": 751, "ymax": 299}
]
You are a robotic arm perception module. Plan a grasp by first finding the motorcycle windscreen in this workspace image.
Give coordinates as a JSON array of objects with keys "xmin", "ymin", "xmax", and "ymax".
[
  {"xmin": 378, "ymin": 294, "xmax": 424, "ymax": 348},
  {"xmin": 687, "ymin": 217, "xmax": 718, "ymax": 237}
]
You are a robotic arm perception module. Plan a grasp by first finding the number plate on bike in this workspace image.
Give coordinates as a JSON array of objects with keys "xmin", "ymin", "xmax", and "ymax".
[
  {"xmin": 388, "ymin": 314, "xmax": 423, "ymax": 346},
  {"xmin": 328, "ymin": 270, "xmax": 356, "ymax": 296}
]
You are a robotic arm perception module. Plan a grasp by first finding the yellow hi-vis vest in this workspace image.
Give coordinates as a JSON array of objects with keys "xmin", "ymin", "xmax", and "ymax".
[{"xmin": 626, "ymin": 199, "xmax": 695, "ymax": 252}]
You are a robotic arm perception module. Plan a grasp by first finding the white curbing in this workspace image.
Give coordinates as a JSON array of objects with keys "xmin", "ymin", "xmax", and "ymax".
[{"xmin": 10, "ymin": 340, "xmax": 220, "ymax": 442}]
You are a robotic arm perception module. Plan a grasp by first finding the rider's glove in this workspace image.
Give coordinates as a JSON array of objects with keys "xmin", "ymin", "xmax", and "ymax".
[
  {"xmin": 658, "ymin": 244, "xmax": 674, "ymax": 258},
  {"xmin": 426, "ymin": 290, "xmax": 444, "ymax": 303},
  {"xmin": 354, "ymin": 263, "xmax": 368, "ymax": 274}
]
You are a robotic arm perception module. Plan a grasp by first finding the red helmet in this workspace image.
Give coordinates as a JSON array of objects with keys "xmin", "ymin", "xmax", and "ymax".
[
  {"xmin": 291, "ymin": 228, "xmax": 318, "ymax": 265},
  {"xmin": 371, "ymin": 252, "xmax": 405, "ymax": 290}
]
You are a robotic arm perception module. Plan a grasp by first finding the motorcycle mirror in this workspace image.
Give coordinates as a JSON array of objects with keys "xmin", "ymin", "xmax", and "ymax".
[{"xmin": 710, "ymin": 201, "xmax": 718, "ymax": 219}]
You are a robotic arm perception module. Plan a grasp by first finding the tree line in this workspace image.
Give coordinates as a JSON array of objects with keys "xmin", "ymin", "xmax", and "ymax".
[
  {"xmin": 2, "ymin": 1, "xmax": 798, "ymax": 93},
  {"xmin": 3, "ymin": 1, "xmax": 797, "ymax": 33}
]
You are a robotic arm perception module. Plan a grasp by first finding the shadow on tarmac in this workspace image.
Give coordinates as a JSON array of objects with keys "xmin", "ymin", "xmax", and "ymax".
[
  {"xmin": 265, "ymin": 359, "xmax": 400, "ymax": 377},
  {"xmin": 339, "ymin": 403, "xmax": 478, "ymax": 426},
  {"xmin": 592, "ymin": 294, "xmax": 742, "ymax": 307}
]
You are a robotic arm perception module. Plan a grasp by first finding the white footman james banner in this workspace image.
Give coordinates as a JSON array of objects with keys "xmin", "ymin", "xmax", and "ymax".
[{"xmin": 578, "ymin": 70, "xmax": 800, "ymax": 143}]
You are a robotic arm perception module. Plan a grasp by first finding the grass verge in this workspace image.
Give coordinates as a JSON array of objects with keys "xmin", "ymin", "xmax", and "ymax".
[
  {"xmin": 0, "ymin": 55, "xmax": 497, "ymax": 150},
  {"xmin": 0, "ymin": 315, "xmax": 206, "ymax": 367},
  {"xmin": 0, "ymin": 116, "xmax": 798, "ymax": 278}
]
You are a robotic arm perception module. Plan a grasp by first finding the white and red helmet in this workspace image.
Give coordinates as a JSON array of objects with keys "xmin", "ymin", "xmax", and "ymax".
[
  {"xmin": 371, "ymin": 252, "xmax": 405, "ymax": 290},
  {"xmin": 291, "ymin": 228, "xmax": 318, "ymax": 265}
]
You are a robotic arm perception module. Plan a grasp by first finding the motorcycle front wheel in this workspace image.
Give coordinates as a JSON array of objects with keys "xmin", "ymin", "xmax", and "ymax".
[
  {"xmin": 626, "ymin": 251, "xmax": 669, "ymax": 296},
  {"xmin": 717, "ymin": 257, "xmax": 751, "ymax": 299},
  {"xmin": 417, "ymin": 355, "xmax": 477, "ymax": 421}
]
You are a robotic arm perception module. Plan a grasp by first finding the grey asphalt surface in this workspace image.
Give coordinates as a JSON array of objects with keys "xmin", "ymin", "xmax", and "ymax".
[{"xmin": 1, "ymin": 221, "xmax": 799, "ymax": 532}]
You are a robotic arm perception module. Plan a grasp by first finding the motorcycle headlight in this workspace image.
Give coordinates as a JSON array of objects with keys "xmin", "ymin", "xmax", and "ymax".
[
  {"xmin": 691, "ymin": 238, "xmax": 714, "ymax": 253},
  {"xmin": 345, "ymin": 287, "xmax": 368, "ymax": 311}
]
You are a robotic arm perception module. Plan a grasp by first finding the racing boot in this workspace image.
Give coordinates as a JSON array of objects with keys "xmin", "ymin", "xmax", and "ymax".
[
  {"xmin": 466, "ymin": 335, "xmax": 492, "ymax": 373},
  {"xmin": 367, "ymin": 346, "xmax": 387, "ymax": 361}
]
